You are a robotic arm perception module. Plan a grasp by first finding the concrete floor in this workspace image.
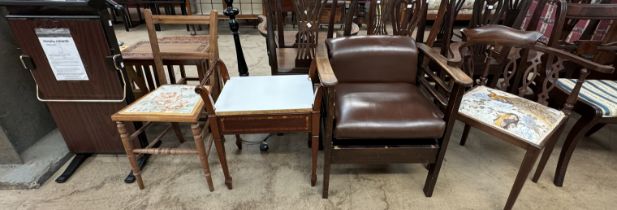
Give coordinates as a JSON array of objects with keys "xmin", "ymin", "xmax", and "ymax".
[{"xmin": 0, "ymin": 24, "xmax": 616, "ymax": 210}]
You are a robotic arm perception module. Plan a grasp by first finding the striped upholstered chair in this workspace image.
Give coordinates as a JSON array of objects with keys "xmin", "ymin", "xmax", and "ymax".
[{"xmin": 530, "ymin": 2, "xmax": 617, "ymax": 187}]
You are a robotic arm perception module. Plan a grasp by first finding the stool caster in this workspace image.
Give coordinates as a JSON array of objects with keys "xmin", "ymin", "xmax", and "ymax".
[{"xmin": 259, "ymin": 142, "xmax": 269, "ymax": 152}]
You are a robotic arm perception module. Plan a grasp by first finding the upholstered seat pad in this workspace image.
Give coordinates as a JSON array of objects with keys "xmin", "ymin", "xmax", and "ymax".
[
  {"xmin": 459, "ymin": 86, "xmax": 566, "ymax": 146},
  {"xmin": 112, "ymin": 85, "xmax": 203, "ymax": 122},
  {"xmin": 556, "ymin": 79, "xmax": 617, "ymax": 117},
  {"xmin": 334, "ymin": 83, "xmax": 446, "ymax": 139}
]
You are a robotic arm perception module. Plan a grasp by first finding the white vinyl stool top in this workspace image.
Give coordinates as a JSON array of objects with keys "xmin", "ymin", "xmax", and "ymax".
[{"xmin": 214, "ymin": 75, "xmax": 315, "ymax": 116}]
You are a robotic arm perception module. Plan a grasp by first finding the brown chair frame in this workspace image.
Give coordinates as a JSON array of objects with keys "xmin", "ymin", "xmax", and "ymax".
[
  {"xmin": 449, "ymin": 25, "xmax": 614, "ymax": 210},
  {"xmin": 112, "ymin": 9, "xmax": 232, "ymax": 192},
  {"xmin": 314, "ymin": 37, "xmax": 473, "ymax": 198},
  {"xmin": 144, "ymin": 9, "xmax": 219, "ymax": 85}
]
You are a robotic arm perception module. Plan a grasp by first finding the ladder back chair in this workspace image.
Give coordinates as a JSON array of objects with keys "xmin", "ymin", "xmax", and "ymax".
[
  {"xmin": 112, "ymin": 10, "xmax": 233, "ymax": 191},
  {"xmin": 448, "ymin": 25, "xmax": 614, "ymax": 210},
  {"xmin": 144, "ymin": 9, "xmax": 218, "ymax": 86},
  {"xmin": 314, "ymin": 34, "xmax": 473, "ymax": 198},
  {"xmin": 532, "ymin": 2, "xmax": 617, "ymax": 187}
]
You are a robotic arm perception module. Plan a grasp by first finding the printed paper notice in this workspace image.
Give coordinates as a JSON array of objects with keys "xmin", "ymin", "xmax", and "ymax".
[{"xmin": 36, "ymin": 28, "xmax": 89, "ymax": 81}]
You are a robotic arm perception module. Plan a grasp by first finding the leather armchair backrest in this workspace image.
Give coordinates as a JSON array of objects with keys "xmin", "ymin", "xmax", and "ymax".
[{"xmin": 326, "ymin": 36, "xmax": 418, "ymax": 83}]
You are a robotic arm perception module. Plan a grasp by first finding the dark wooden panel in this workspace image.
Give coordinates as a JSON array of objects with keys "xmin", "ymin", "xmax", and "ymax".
[
  {"xmin": 47, "ymin": 102, "xmax": 133, "ymax": 153},
  {"xmin": 7, "ymin": 18, "xmax": 133, "ymax": 153},
  {"xmin": 331, "ymin": 146, "xmax": 439, "ymax": 164},
  {"xmin": 219, "ymin": 114, "xmax": 310, "ymax": 134},
  {"xmin": 8, "ymin": 19, "xmax": 124, "ymax": 100}
]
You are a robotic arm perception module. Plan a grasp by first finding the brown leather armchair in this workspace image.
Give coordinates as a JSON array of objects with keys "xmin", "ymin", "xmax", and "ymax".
[{"xmin": 312, "ymin": 35, "xmax": 473, "ymax": 198}]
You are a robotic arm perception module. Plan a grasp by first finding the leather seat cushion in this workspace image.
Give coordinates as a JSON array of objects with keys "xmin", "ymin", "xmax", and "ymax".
[
  {"xmin": 326, "ymin": 36, "xmax": 418, "ymax": 83},
  {"xmin": 334, "ymin": 83, "xmax": 446, "ymax": 139}
]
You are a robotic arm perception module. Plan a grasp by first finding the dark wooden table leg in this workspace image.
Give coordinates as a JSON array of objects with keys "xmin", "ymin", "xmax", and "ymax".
[
  {"xmin": 235, "ymin": 134, "xmax": 243, "ymax": 150},
  {"xmin": 209, "ymin": 118, "xmax": 233, "ymax": 189},
  {"xmin": 55, "ymin": 153, "xmax": 92, "ymax": 183},
  {"xmin": 554, "ymin": 117, "xmax": 597, "ymax": 186},
  {"xmin": 310, "ymin": 112, "xmax": 319, "ymax": 186}
]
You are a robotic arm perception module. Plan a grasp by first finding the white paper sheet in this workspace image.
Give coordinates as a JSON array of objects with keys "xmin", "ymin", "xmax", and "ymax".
[{"xmin": 36, "ymin": 28, "xmax": 89, "ymax": 81}]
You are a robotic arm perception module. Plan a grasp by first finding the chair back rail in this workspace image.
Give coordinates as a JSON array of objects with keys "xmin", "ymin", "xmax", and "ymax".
[
  {"xmin": 365, "ymin": 0, "xmax": 426, "ymax": 38},
  {"xmin": 339, "ymin": 0, "xmax": 359, "ymax": 37},
  {"xmin": 144, "ymin": 9, "xmax": 219, "ymax": 85},
  {"xmin": 262, "ymin": 0, "xmax": 329, "ymax": 74},
  {"xmin": 469, "ymin": 0, "xmax": 508, "ymax": 27},
  {"xmin": 548, "ymin": 2, "xmax": 617, "ymax": 79}
]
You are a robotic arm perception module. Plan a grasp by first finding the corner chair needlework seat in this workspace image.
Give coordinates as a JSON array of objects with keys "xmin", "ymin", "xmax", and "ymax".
[{"xmin": 459, "ymin": 85, "xmax": 567, "ymax": 146}]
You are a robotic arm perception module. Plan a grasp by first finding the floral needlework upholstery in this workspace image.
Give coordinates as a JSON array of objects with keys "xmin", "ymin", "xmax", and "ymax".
[
  {"xmin": 120, "ymin": 85, "xmax": 202, "ymax": 115},
  {"xmin": 459, "ymin": 86, "xmax": 566, "ymax": 146},
  {"xmin": 556, "ymin": 79, "xmax": 617, "ymax": 117}
]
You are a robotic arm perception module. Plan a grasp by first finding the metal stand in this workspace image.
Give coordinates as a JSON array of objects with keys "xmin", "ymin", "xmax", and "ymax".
[
  {"xmin": 223, "ymin": 0, "xmax": 249, "ymax": 76},
  {"xmin": 55, "ymin": 153, "xmax": 92, "ymax": 183}
]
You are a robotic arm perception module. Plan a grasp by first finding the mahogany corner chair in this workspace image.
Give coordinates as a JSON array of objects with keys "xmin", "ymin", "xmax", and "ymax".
[{"xmin": 449, "ymin": 25, "xmax": 614, "ymax": 210}]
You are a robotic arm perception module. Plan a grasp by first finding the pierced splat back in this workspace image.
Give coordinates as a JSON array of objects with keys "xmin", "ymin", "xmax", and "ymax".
[
  {"xmin": 294, "ymin": 0, "xmax": 324, "ymax": 66},
  {"xmin": 263, "ymin": 0, "xmax": 327, "ymax": 74},
  {"xmin": 366, "ymin": 0, "xmax": 426, "ymax": 37},
  {"xmin": 426, "ymin": 0, "xmax": 530, "ymax": 57}
]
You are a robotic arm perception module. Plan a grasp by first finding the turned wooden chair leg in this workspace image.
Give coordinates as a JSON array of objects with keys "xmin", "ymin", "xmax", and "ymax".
[
  {"xmin": 532, "ymin": 126, "xmax": 563, "ymax": 182},
  {"xmin": 171, "ymin": 122, "xmax": 185, "ymax": 143},
  {"xmin": 460, "ymin": 124, "xmax": 471, "ymax": 146},
  {"xmin": 118, "ymin": 122, "xmax": 145, "ymax": 189},
  {"xmin": 210, "ymin": 119, "xmax": 233, "ymax": 189},
  {"xmin": 235, "ymin": 134, "xmax": 242, "ymax": 150},
  {"xmin": 554, "ymin": 118, "xmax": 597, "ymax": 186},
  {"xmin": 191, "ymin": 123, "xmax": 215, "ymax": 192},
  {"xmin": 504, "ymin": 149, "xmax": 540, "ymax": 210}
]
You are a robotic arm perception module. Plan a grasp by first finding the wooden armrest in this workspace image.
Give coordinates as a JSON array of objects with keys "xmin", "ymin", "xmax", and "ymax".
[
  {"xmin": 417, "ymin": 43, "xmax": 473, "ymax": 86},
  {"xmin": 257, "ymin": 15, "xmax": 268, "ymax": 37},
  {"xmin": 314, "ymin": 42, "xmax": 338, "ymax": 87}
]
